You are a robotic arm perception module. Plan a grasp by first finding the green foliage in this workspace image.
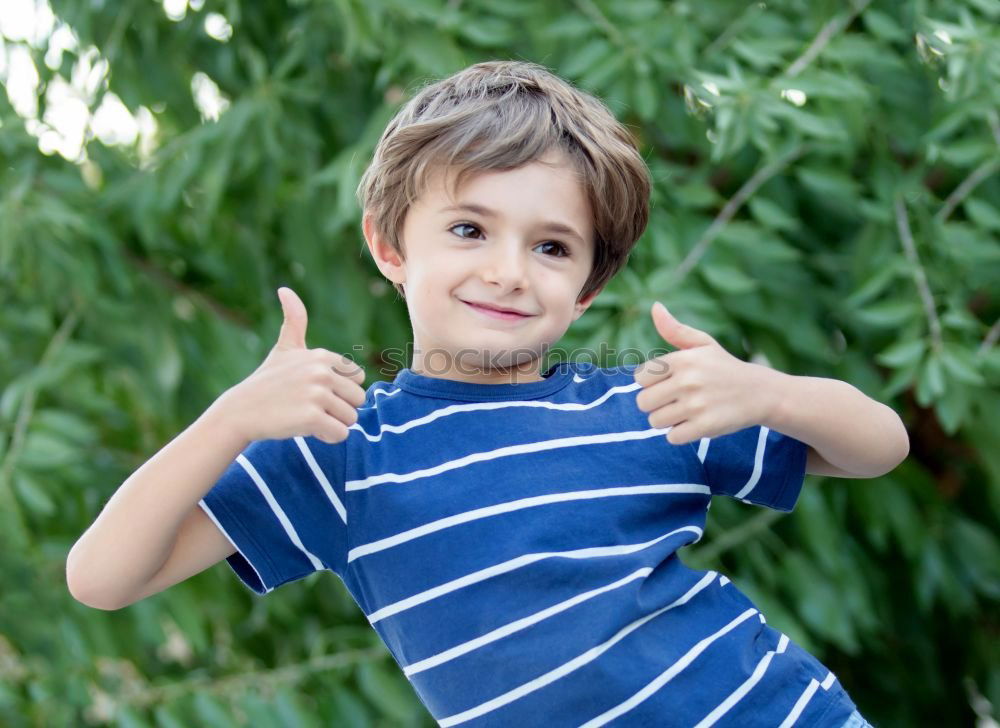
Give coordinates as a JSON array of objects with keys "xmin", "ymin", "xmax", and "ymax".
[{"xmin": 1, "ymin": 0, "xmax": 998, "ymax": 725}]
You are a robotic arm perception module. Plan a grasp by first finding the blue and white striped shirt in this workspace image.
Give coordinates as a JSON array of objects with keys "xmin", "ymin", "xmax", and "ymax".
[{"xmin": 199, "ymin": 360, "xmax": 858, "ymax": 726}]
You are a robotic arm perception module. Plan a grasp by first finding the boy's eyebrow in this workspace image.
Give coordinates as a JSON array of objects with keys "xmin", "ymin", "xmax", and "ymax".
[{"xmin": 439, "ymin": 203, "xmax": 585, "ymax": 243}]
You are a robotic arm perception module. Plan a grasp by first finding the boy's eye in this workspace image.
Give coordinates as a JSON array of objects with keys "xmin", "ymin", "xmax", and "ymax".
[
  {"xmin": 449, "ymin": 223, "xmax": 569, "ymax": 257},
  {"xmin": 450, "ymin": 223, "xmax": 483, "ymax": 239},
  {"xmin": 535, "ymin": 241, "xmax": 570, "ymax": 258}
]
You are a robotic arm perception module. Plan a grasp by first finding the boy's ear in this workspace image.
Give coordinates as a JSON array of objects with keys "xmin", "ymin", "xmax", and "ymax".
[
  {"xmin": 572, "ymin": 285, "xmax": 604, "ymax": 321},
  {"xmin": 362, "ymin": 211, "xmax": 407, "ymax": 289}
]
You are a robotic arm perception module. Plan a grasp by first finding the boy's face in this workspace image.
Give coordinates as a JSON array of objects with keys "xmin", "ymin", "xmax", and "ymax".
[{"xmin": 364, "ymin": 149, "xmax": 603, "ymax": 384}]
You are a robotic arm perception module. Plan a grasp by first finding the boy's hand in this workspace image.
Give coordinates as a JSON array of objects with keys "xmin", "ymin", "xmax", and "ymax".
[
  {"xmin": 633, "ymin": 302, "xmax": 784, "ymax": 446},
  {"xmin": 213, "ymin": 287, "xmax": 367, "ymax": 445}
]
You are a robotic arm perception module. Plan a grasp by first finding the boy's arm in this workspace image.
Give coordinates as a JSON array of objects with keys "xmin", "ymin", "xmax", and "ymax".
[
  {"xmin": 66, "ymin": 401, "xmax": 248, "ymax": 610},
  {"xmin": 761, "ymin": 373, "xmax": 910, "ymax": 479},
  {"xmin": 634, "ymin": 302, "xmax": 909, "ymax": 480}
]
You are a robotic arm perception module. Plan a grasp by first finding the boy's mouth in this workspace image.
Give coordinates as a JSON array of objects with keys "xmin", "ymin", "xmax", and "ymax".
[{"xmin": 460, "ymin": 299, "xmax": 535, "ymax": 321}]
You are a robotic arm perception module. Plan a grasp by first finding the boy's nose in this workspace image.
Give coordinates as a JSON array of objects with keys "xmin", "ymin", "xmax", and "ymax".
[{"xmin": 481, "ymin": 245, "xmax": 529, "ymax": 290}]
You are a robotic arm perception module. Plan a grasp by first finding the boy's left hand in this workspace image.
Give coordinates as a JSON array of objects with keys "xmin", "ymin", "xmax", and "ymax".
[{"xmin": 633, "ymin": 301, "xmax": 784, "ymax": 446}]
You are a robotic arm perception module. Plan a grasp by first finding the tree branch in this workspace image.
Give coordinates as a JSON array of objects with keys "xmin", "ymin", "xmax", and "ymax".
[
  {"xmin": 0, "ymin": 296, "xmax": 84, "ymax": 550},
  {"xmin": 978, "ymin": 316, "xmax": 1000, "ymax": 356},
  {"xmin": 672, "ymin": 144, "xmax": 807, "ymax": 284},
  {"xmin": 894, "ymin": 196, "xmax": 943, "ymax": 354},
  {"xmin": 934, "ymin": 157, "xmax": 1000, "ymax": 224},
  {"xmin": 784, "ymin": 0, "xmax": 874, "ymax": 78},
  {"xmin": 91, "ymin": 646, "xmax": 388, "ymax": 715},
  {"xmin": 122, "ymin": 247, "xmax": 252, "ymax": 329},
  {"xmin": 573, "ymin": 0, "xmax": 625, "ymax": 48},
  {"xmin": 688, "ymin": 509, "xmax": 785, "ymax": 566},
  {"xmin": 988, "ymin": 110, "xmax": 1000, "ymax": 148},
  {"xmin": 702, "ymin": 2, "xmax": 765, "ymax": 58}
]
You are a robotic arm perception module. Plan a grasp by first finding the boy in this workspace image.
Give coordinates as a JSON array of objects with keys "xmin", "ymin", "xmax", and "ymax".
[{"xmin": 68, "ymin": 61, "xmax": 908, "ymax": 726}]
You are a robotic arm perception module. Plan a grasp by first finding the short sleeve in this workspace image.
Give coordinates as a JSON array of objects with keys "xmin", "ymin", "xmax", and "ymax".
[
  {"xmin": 694, "ymin": 425, "xmax": 808, "ymax": 512},
  {"xmin": 198, "ymin": 435, "xmax": 349, "ymax": 595}
]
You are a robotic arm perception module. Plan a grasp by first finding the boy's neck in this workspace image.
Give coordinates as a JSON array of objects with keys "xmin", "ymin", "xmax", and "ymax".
[{"xmin": 409, "ymin": 356, "xmax": 547, "ymax": 385}]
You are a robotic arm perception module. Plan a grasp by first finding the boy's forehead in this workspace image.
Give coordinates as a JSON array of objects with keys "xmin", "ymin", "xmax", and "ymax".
[
  {"xmin": 424, "ymin": 144, "xmax": 569, "ymax": 183},
  {"xmin": 423, "ymin": 152, "xmax": 586, "ymax": 208}
]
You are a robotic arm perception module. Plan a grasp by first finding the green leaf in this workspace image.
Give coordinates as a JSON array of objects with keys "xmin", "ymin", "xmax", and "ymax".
[
  {"xmin": 700, "ymin": 262, "xmax": 760, "ymax": 294},
  {"xmin": 862, "ymin": 9, "xmax": 908, "ymax": 42},
  {"xmin": 935, "ymin": 381, "xmax": 971, "ymax": 434},
  {"xmin": 274, "ymin": 688, "xmax": 322, "ymax": 728},
  {"xmin": 916, "ymin": 351, "xmax": 947, "ymax": 404},
  {"xmin": 405, "ymin": 29, "xmax": 464, "ymax": 76},
  {"xmin": 795, "ymin": 167, "xmax": 860, "ymax": 204},
  {"xmin": 938, "ymin": 141, "xmax": 996, "ymax": 167},
  {"xmin": 14, "ymin": 472, "xmax": 56, "ymax": 517},
  {"xmin": 543, "ymin": 15, "xmax": 596, "ymax": 39},
  {"xmin": 671, "ymin": 182, "xmax": 721, "ymax": 209},
  {"xmin": 19, "ymin": 431, "xmax": 78, "ymax": 470},
  {"xmin": 940, "ymin": 344, "xmax": 986, "ymax": 385},
  {"xmin": 853, "ymin": 300, "xmax": 919, "ymax": 328},
  {"xmin": 153, "ymin": 705, "xmax": 193, "ymax": 728},
  {"xmin": 561, "ymin": 38, "xmax": 612, "ymax": 79},
  {"xmin": 633, "ymin": 71, "xmax": 659, "ymax": 122},
  {"xmin": 963, "ymin": 198, "xmax": 1000, "ymax": 231},
  {"xmin": 330, "ymin": 685, "xmax": 371, "ymax": 727},
  {"xmin": 580, "ymin": 51, "xmax": 628, "ymax": 92},
  {"xmin": 356, "ymin": 662, "xmax": 420, "ymax": 722},
  {"xmin": 951, "ymin": 517, "xmax": 1000, "ymax": 599},
  {"xmin": 192, "ymin": 693, "xmax": 237, "ymax": 728},
  {"xmin": 876, "ymin": 338, "xmax": 926, "ymax": 368},
  {"xmin": 747, "ymin": 196, "xmax": 799, "ymax": 231},
  {"xmin": 967, "ymin": 0, "xmax": 1000, "ymax": 16},
  {"xmin": 771, "ymin": 104, "xmax": 848, "ymax": 142},
  {"xmin": 845, "ymin": 261, "xmax": 902, "ymax": 308},
  {"xmin": 770, "ymin": 71, "xmax": 870, "ymax": 102},
  {"xmin": 881, "ymin": 357, "xmax": 921, "ymax": 398},
  {"xmin": 456, "ymin": 16, "xmax": 516, "ymax": 46},
  {"xmin": 916, "ymin": 540, "xmax": 946, "ymax": 611}
]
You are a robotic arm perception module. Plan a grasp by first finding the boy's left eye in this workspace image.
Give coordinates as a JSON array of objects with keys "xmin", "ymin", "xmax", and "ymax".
[
  {"xmin": 534, "ymin": 241, "xmax": 570, "ymax": 257},
  {"xmin": 448, "ymin": 223, "xmax": 570, "ymax": 258}
]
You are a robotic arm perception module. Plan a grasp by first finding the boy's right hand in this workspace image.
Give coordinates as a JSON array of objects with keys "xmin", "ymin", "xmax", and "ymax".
[{"xmin": 213, "ymin": 287, "xmax": 367, "ymax": 445}]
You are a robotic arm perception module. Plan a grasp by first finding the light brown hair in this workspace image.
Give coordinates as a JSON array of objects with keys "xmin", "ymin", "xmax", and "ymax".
[{"xmin": 356, "ymin": 60, "xmax": 651, "ymax": 302}]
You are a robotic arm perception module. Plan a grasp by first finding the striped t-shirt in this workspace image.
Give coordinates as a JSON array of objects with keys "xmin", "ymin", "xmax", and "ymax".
[{"xmin": 199, "ymin": 359, "xmax": 858, "ymax": 726}]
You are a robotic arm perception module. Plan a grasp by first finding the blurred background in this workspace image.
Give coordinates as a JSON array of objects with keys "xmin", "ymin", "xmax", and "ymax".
[{"xmin": 1, "ymin": 0, "xmax": 998, "ymax": 725}]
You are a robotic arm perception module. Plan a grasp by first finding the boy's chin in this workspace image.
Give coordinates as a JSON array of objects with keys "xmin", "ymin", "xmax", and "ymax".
[{"xmin": 452, "ymin": 348, "xmax": 547, "ymax": 373}]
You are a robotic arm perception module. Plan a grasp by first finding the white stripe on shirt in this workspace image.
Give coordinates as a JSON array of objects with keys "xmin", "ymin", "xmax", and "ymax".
[
  {"xmin": 366, "ymin": 525, "xmax": 703, "ymax": 623},
  {"xmin": 733, "ymin": 426, "xmax": 769, "ymax": 499},
  {"xmin": 237, "ymin": 453, "xmax": 324, "ymax": 571},
  {"xmin": 778, "ymin": 670, "xmax": 838, "ymax": 728},
  {"xmin": 578, "ymin": 605, "xmax": 760, "ymax": 728},
  {"xmin": 293, "ymin": 436, "xmax": 347, "ymax": 524},
  {"xmin": 346, "ymin": 427, "xmax": 673, "ymax": 491},
  {"xmin": 694, "ymin": 633, "xmax": 790, "ymax": 727},
  {"xmin": 403, "ymin": 567, "xmax": 654, "ymax": 677},
  {"xmin": 348, "ymin": 484, "xmax": 710, "ymax": 561},
  {"xmin": 350, "ymin": 382, "xmax": 641, "ymax": 439},
  {"xmin": 438, "ymin": 571, "xmax": 723, "ymax": 727},
  {"xmin": 197, "ymin": 499, "xmax": 272, "ymax": 593}
]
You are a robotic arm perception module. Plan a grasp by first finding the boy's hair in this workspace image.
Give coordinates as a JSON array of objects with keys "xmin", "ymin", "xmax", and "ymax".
[{"xmin": 356, "ymin": 60, "xmax": 651, "ymax": 302}]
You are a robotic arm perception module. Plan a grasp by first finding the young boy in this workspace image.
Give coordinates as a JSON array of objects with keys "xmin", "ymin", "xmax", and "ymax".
[{"xmin": 68, "ymin": 61, "xmax": 908, "ymax": 726}]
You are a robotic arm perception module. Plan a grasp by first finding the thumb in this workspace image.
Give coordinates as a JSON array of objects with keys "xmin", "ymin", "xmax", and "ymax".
[
  {"xmin": 275, "ymin": 287, "xmax": 308, "ymax": 350},
  {"xmin": 651, "ymin": 301, "xmax": 716, "ymax": 350}
]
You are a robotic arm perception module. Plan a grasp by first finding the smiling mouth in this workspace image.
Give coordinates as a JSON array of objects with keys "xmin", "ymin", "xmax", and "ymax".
[{"xmin": 461, "ymin": 300, "xmax": 534, "ymax": 320}]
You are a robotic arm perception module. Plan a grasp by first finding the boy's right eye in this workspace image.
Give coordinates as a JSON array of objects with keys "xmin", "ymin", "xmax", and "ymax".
[{"xmin": 449, "ymin": 223, "xmax": 483, "ymax": 239}]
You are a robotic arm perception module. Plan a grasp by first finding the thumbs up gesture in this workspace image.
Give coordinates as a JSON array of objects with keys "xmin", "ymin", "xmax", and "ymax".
[
  {"xmin": 633, "ymin": 301, "xmax": 782, "ymax": 446},
  {"xmin": 213, "ymin": 287, "xmax": 367, "ymax": 445}
]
